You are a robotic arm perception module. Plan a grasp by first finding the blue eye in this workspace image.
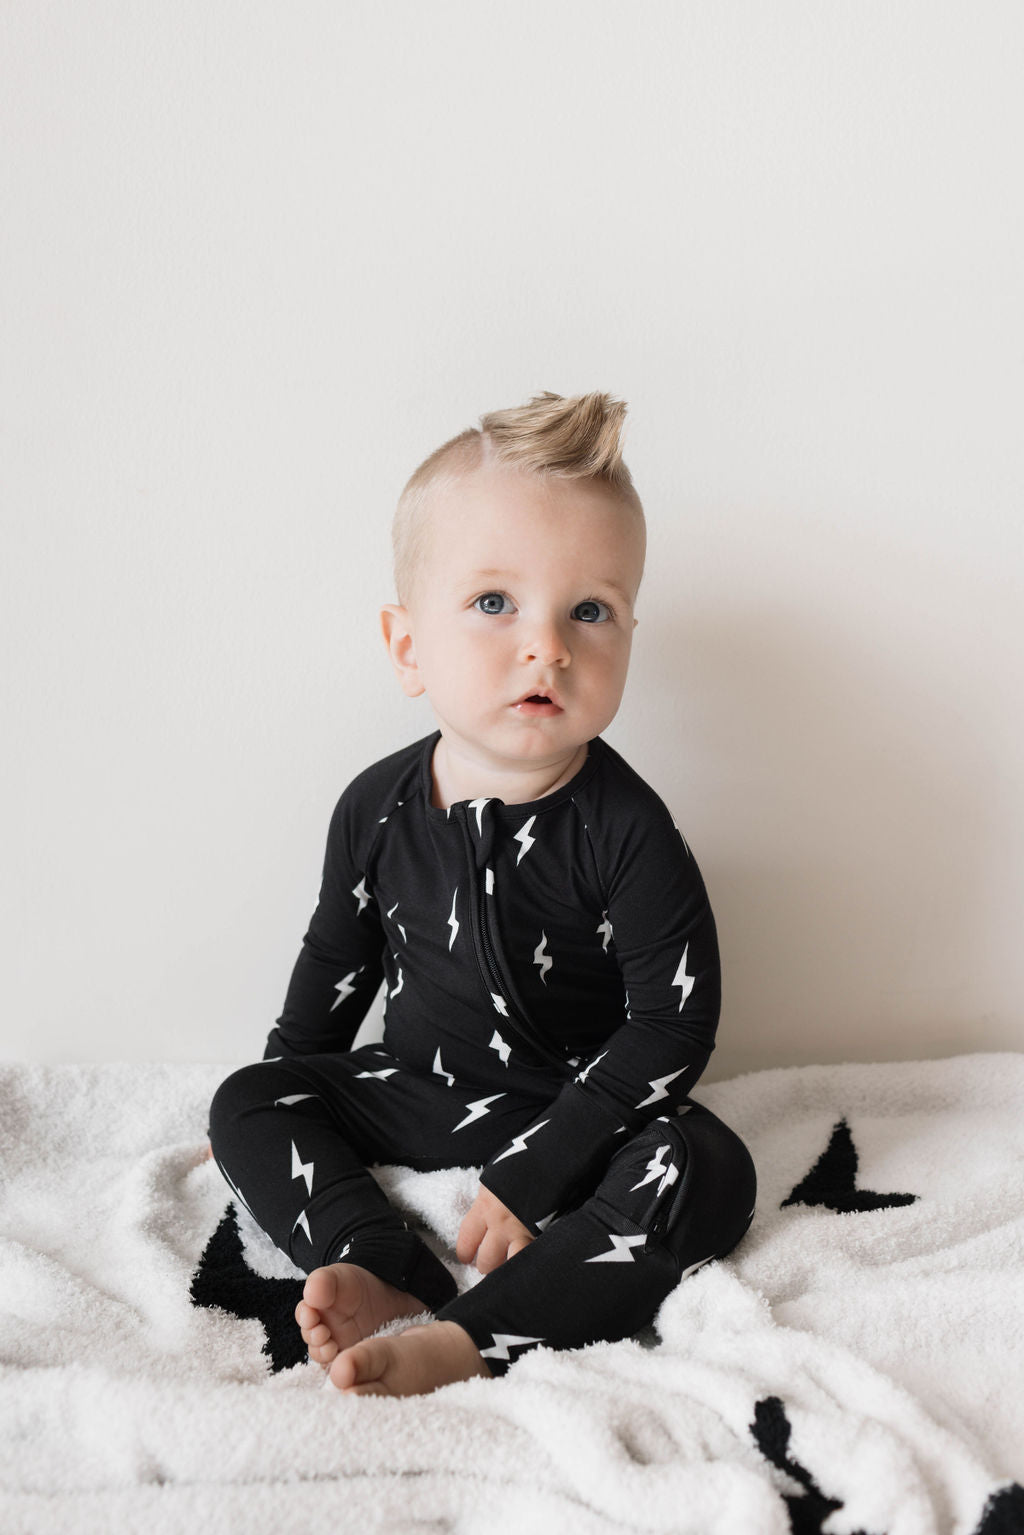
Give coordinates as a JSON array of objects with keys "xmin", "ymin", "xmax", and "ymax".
[
  {"xmin": 474, "ymin": 592, "xmax": 514, "ymax": 616},
  {"xmin": 572, "ymin": 599, "xmax": 611, "ymax": 624}
]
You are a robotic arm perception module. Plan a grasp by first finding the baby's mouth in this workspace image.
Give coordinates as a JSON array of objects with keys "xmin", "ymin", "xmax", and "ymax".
[{"xmin": 514, "ymin": 691, "xmax": 563, "ymax": 715}]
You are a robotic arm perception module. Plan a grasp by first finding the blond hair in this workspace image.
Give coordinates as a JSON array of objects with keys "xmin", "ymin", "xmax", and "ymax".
[{"xmin": 392, "ymin": 390, "xmax": 645, "ymax": 603}]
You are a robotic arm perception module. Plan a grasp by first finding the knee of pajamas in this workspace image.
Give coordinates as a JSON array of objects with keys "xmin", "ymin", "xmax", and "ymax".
[
  {"xmin": 602, "ymin": 1102, "xmax": 757, "ymax": 1276},
  {"xmin": 208, "ymin": 1059, "xmax": 308, "ymax": 1141}
]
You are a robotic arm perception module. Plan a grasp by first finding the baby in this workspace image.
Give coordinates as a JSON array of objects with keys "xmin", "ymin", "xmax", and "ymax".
[{"xmin": 209, "ymin": 390, "xmax": 756, "ymax": 1397}]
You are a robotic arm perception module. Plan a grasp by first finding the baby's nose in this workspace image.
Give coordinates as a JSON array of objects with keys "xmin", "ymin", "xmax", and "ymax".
[{"xmin": 520, "ymin": 621, "xmax": 571, "ymax": 667}]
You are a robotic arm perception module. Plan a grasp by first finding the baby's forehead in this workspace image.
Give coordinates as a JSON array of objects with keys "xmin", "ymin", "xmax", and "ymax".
[
  {"xmin": 405, "ymin": 464, "xmax": 644, "ymax": 591},
  {"xmin": 426, "ymin": 463, "xmax": 635, "ymax": 526}
]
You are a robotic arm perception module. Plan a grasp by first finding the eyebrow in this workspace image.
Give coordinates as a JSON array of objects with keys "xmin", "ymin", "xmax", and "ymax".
[{"xmin": 467, "ymin": 569, "xmax": 635, "ymax": 607}]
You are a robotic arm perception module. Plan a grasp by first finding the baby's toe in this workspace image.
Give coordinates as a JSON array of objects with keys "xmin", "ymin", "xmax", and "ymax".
[{"xmin": 309, "ymin": 1338, "xmax": 339, "ymax": 1365}]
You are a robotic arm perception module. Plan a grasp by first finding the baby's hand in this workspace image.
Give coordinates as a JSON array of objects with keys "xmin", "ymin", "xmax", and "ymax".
[{"xmin": 456, "ymin": 1184, "xmax": 534, "ymax": 1274}]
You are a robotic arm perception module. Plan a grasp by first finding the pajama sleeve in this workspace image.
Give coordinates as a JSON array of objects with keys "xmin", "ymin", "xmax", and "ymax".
[
  {"xmin": 479, "ymin": 785, "xmax": 720, "ymax": 1232},
  {"xmin": 263, "ymin": 787, "xmax": 387, "ymax": 1059}
]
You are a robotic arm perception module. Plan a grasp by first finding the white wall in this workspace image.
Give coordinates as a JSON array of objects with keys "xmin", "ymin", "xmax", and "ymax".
[{"xmin": 3, "ymin": 2, "xmax": 1021, "ymax": 1076}]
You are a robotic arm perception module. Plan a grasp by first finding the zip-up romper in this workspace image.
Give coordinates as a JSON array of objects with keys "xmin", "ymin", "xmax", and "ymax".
[{"xmin": 209, "ymin": 733, "xmax": 756, "ymax": 1373}]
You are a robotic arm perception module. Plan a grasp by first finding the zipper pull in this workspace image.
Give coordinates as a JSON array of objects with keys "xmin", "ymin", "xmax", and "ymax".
[{"xmin": 465, "ymin": 796, "xmax": 495, "ymax": 867}]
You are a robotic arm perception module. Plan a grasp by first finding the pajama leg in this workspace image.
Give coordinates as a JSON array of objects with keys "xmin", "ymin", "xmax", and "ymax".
[
  {"xmin": 436, "ymin": 1101, "xmax": 756, "ymax": 1374},
  {"xmin": 208, "ymin": 1058, "xmax": 458, "ymax": 1312}
]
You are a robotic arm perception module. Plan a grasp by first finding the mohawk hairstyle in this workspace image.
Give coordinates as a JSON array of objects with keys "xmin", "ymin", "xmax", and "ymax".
[{"xmin": 391, "ymin": 390, "xmax": 645, "ymax": 603}]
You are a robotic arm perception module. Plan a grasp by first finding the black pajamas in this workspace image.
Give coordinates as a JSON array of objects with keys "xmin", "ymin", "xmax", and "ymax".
[{"xmin": 209, "ymin": 732, "xmax": 756, "ymax": 1374}]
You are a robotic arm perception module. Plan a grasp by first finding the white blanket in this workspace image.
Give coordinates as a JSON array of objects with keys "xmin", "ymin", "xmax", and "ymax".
[{"xmin": 1, "ymin": 1054, "xmax": 1022, "ymax": 1534}]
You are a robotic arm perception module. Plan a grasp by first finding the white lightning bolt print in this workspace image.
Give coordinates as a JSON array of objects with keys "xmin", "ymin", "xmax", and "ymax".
[
  {"xmin": 216, "ymin": 1160, "xmax": 255, "ymax": 1220},
  {"xmin": 575, "ymin": 1050, "xmax": 608, "ymax": 1084},
  {"xmin": 330, "ymin": 969, "xmax": 362, "ymax": 1011},
  {"xmin": 513, "ymin": 815, "xmax": 537, "ymax": 865},
  {"xmin": 635, "ymin": 1067, "xmax": 688, "ymax": 1109},
  {"xmin": 672, "ymin": 943, "xmax": 695, "ymax": 1011},
  {"xmin": 386, "ymin": 902, "xmax": 407, "ymax": 942},
  {"xmin": 533, "ymin": 932, "xmax": 552, "ymax": 985},
  {"xmin": 645, "ymin": 1150, "xmax": 679, "ymax": 1197},
  {"xmin": 355, "ymin": 1067, "xmax": 399, "ymax": 1083},
  {"xmin": 679, "ymin": 1254, "xmax": 714, "ymax": 1280},
  {"xmin": 490, "ymin": 993, "xmax": 509, "ymax": 1017},
  {"xmin": 447, "ymin": 889, "xmax": 459, "ymax": 951},
  {"xmin": 630, "ymin": 1143, "xmax": 676, "ymax": 1194},
  {"xmin": 291, "ymin": 1141, "xmax": 314, "ymax": 1198},
  {"xmin": 479, "ymin": 1333, "xmax": 545, "ymax": 1363},
  {"xmin": 489, "ymin": 1030, "xmax": 511, "ymax": 1066},
  {"xmin": 492, "ymin": 1120, "xmax": 550, "ymax": 1163},
  {"xmin": 292, "ymin": 1209, "xmax": 311, "ymax": 1243},
  {"xmin": 596, "ymin": 912, "xmax": 614, "ymax": 952},
  {"xmin": 389, "ymin": 962, "xmax": 404, "ymax": 998},
  {"xmin": 467, "ymin": 797, "xmax": 491, "ymax": 835},
  {"xmin": 274, "ymin": 1093, "xmax": 317, "ymax": 1107},
  {"xmin": 535, "ymin": 1212, "xmax": 557, "ymax": 1232},
  {"xmin": 585, "ymin": 1233, "xmax": 647, "ymax": 1264},
  {"xmin": 453, "ymin": 1093, "xmax": 506, "ymax": 1132},
  {"xmin": 333, "ymin": 1241, "xmax": 352, "ymax": 1262},
  {"xmin": 352, "ymin": 878, "xmax": 370, "ymax": 915},
  {"xmin": 485, "ymin": 867, "xmax": 495, "ymax": 895},
  {"xmin": 432, "ymin": 1048, "xmax": 455, "ymax": 1086}
]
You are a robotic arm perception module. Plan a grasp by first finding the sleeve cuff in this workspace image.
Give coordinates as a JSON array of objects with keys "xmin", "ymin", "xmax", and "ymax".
[{"xmin": 479, "ymin": 1084, "xmax": 626, "ymax": 1233}]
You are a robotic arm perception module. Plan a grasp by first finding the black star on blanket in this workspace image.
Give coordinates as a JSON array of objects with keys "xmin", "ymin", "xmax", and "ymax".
[
  {"xmin": 782, "ymin": 1119, "xmax": 918, "ymax": 1214},
  {"xmin": 975, "ymin": 1485, "xmax": 1024, "ymax": 1535},
  {"xmin": 751, "ymin": 1398, "xmax": 1024, "ymax": 1535},
  {"xmin": 751, "ymin": 1396, "xmax": 868, "ymax": 1534},
  {"xmin": 190, "ymin": 1202, "xmax": 306, "ymax": 1373}
]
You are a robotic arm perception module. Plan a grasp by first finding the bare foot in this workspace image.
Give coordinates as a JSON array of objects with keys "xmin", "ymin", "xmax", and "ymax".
[
  {"xmin": 295, "ymin": 1263, "xmax": 426, "ymax": 1367},
  {"xmin": 328, "ymin": 1319, "xmax": 491, "ymax": 1397}
]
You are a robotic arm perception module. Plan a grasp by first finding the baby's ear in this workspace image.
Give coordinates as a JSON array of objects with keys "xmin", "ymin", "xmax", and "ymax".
[{"xmin": 380, "ymin": 605, "xmax": 425, "ymax": 698}]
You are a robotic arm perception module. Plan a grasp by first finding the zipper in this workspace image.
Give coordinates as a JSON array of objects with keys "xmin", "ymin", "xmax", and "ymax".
[{"xmin": 457, "ymin": 808, "xmax": 568, "ymax": 1072}]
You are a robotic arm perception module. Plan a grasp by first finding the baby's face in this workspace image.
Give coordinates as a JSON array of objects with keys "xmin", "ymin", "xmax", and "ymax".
[{"xmin": 389, "ymin": 464, "xmax": 644, "ymax": 782}]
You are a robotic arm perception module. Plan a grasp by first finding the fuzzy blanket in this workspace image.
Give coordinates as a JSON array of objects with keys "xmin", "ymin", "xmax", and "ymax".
[{"xmin": 1, "ymin": 1054, "xmax": 1022, "ymax": 1534}]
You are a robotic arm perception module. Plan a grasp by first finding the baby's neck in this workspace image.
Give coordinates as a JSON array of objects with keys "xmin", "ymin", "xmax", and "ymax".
[{"xmin": 430, "ymin": 738, "xmax": 587, "ymax": 809}]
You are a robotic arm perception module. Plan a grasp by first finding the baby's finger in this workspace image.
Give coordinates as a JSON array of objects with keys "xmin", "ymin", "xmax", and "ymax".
[
  {"xmin": 455, "ymin": 1208, "xmax": 485, "ymax": 1265},
  {"xmin": 476, "ymin": 1228, "xmax": 509, "ymax": 1275},
  {"xmin": 508, "ymin": 1235, "xmax": 534, "ymax": 1259}
]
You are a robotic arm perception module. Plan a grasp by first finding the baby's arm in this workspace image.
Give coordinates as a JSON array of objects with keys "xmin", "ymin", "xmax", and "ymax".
[
  {"xmin": 479, "ymin": 783, "xmax": 719, "ymax": 1234},
  {"xmin": 265, "ymin": 784, "xmax": 386, "ymax": 1059},
  {"xmin": 456, "ymin": 1184, "xmax": 534, "ymax": 1273}
]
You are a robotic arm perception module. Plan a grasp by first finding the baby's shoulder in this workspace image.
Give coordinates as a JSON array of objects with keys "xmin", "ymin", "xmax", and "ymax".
[
  {"xmin": 581, "ymin": 738, "xmax": 675, "ymax": 824},
  {"xmin": 578, "ymin": 740, "xmax": 695, "ymax": 875},
  {"xmin": 326, "ymin": 733, "xmax": 435, "ymax": 856},
  {"xmin": 342, "ymin": 733, "xmax": 432, "ymax": 807}
]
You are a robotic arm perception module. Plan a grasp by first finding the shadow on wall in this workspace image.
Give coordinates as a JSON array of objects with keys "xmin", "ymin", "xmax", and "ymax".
[{"xmin": 635, "ymin": 601, "xmax": 996, "ymax": 1076}]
